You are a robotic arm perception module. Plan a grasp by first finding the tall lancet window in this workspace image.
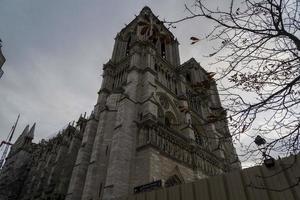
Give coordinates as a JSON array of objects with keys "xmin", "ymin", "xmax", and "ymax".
[
  {"xmin": 186, "ymin": 73, "xmax": 191, "ymax": 83},
  {"xmin": 126, "ymin": 35, "xmax": 131, "ymax": 55},
  {"xmin": 161, "ymin": 39, "xmax": 166, "ymax": 58}
]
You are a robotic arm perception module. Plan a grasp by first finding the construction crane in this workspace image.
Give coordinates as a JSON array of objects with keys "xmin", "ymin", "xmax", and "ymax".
[{"xmin": 0, "ymin": 114, "xmax": 20, "ymax": 169}]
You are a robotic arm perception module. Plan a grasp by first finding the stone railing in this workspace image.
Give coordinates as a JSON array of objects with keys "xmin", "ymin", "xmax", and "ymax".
[{"xmin": 136, "ymin": 124, "xmax": 228, "ymax": 176}]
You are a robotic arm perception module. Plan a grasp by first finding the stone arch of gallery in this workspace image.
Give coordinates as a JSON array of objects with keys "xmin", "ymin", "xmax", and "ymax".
[
  {"xmin": 156, "ymin": 92, "xmax": 179, "ymax": 128},
  {"xmin": 164, "ymin": 111, "xmax": 176, "ymax": 129},
  {"xmin": 156, "ymin": 92, "xmax": 179, "ymax": 115}
]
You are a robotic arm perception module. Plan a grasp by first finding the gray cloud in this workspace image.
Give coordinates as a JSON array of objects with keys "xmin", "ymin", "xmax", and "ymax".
[
  {"xmin": 1, "ymin": 0, "xmax": 246, "ymax": 153},
  {"xmin": 0, "ymin": 1, "xmax": 181, "ymax": 141}
]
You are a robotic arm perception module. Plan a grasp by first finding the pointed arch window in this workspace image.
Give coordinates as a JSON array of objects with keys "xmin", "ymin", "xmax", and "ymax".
[
  {"xmin": 165, "ymin": 117, "xmax": 171, "ymax": 128},
  {"xmin": 161, "ymin": 39, "xmax": 166, "ymax": 58},
  {"xmin": 186, "ymin": 73, "xmax": 191, "ymax": 83},
  {"xmin": 154, "ymin": 63, "xmax": 158, "ymax": 71}
]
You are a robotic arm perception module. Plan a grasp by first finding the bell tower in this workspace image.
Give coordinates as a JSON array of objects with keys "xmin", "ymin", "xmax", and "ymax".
[
  {"xmin": 111, "ymin": 6, "xmax": 180, "ymax": 66},
  {"xmin": 66, "ymin": 6, "xmax": 239, "ymax": 200}
]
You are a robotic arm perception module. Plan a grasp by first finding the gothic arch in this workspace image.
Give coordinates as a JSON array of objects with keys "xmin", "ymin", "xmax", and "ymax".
[
  {"xmin": 164, "ymin": 111, "xmax": 177, "ymax": 128},
  {"xmin": 156, "ymin": 92, "xmax": 180, "ymax": 118},
  {"xmin": 155, "ymin": 92, "xmax": 181, "ymax": 129}
]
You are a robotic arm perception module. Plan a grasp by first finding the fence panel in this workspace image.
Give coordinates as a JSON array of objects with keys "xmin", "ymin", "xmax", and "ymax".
[{"xmin": 124, "ymin": 154, "xmax": 300, "ymax": 200}]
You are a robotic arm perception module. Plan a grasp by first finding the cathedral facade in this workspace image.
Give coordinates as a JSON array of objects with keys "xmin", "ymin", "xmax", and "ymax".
[{"xmin": 0, "ymin": 7, "xmax": 239, "ymax": 200}]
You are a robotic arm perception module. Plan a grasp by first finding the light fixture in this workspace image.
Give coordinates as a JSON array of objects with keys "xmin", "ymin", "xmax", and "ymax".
[
  {"xmin": 264, "ymin": 156, "xmax": 275, "ymax": 168},
  {"xmin": 254, "ymin": 135, "xmax": 266, "ymax": 146}
]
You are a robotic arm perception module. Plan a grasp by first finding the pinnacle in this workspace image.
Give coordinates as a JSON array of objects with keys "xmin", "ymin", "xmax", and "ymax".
[
  {"xmin": 21, "ymin": 125, "xmax": 30, "ymax": 135},
  {"xmin": 26, "ymin": 123, "xmax": 35, "ymax": 139}
]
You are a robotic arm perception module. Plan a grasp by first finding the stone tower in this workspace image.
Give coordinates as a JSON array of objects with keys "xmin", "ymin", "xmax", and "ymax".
[{"xmin": 65, "ymin": 6, "xmax": 239, "ymax": 200}]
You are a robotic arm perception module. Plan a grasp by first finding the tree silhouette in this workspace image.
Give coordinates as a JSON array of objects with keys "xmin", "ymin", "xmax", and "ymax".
[{"xmin": 169, "ymin": 0, "xmax": 300, "ymax": 164}]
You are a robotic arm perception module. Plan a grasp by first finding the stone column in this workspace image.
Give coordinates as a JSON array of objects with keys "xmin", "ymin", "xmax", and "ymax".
[
  {"xmin": 81, "ymin": 94, "xmax": 119, "ymax": 200},
  {"xmin": 65, "ymin": 117, "xmax": 98, "ymax": 200},
  {"xmin": 101, "ymin": 98, "xmax": 137, "ymax": 200},
  {"xmin": 177, "ymin": 77, "xmax": 195, "ymax": 141},
  {"xmin": 139, "ymin": 48, "xmax": 157, "ymax": 119},
  {"xmin": 101, "ymin": 52, "xmax": 141, "ymax": 199}
]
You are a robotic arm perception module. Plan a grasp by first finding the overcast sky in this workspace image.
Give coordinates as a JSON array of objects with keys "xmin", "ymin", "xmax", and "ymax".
[
  {"xmin": 1, "ymin": 0, "xmax": 226, "ymax": 142},
  {"xmin": 0, "ymin": 0, "xmax": 261, "ymax": 167},
  {"xmin": 4, "ymin": 0, "xmax": 270, "ymax": 170}
]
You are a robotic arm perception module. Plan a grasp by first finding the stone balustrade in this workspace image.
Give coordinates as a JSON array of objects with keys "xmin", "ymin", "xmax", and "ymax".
[{"xmin": 137, "ymin": 124, "xmax": 229, "ymax": 176}]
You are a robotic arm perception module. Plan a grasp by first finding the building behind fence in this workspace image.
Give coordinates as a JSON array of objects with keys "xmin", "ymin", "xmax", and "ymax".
[{"xmin": 121, "ymin": 154, "xmax": 300, "ymax": 200}]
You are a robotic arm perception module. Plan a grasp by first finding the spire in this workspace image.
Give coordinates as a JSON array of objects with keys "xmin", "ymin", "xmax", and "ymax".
[
  {"xmin": 26, "ymin": 123, "xmax": 35, "ymax": 139},
  {"xmin": 14, "ymin": 124, "xmax": 29, "ymax": 144},
  {"xmin": 8, "ymin": 124, "xmax": 31, "ymax": 156},
  {"xmin": 21, "ymin": 125, "xmax": 30, "ymax": 136}
]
